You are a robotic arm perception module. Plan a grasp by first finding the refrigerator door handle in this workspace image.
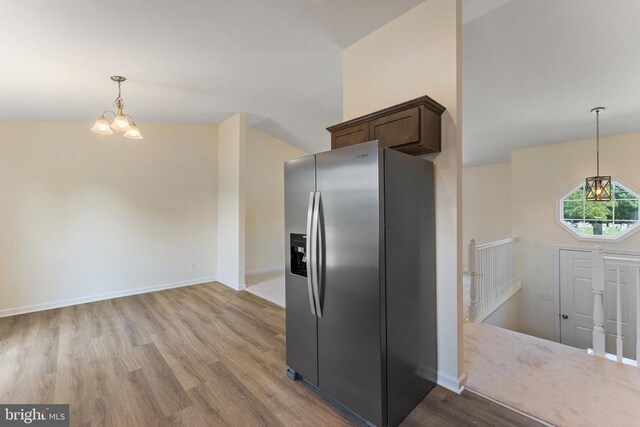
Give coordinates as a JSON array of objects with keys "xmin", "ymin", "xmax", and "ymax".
[
  {"xmin": 312, "ymin": 191, "xmax": 323, "ymax": 318},
  {"xmin": 306, "ymin": 192, "xmax": 317, "ymax": 316}
]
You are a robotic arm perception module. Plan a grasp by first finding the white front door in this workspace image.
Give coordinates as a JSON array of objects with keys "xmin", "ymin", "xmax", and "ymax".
[{"xmin": 559, "ymin": 248, "xmax": 638, "ymax": 359}]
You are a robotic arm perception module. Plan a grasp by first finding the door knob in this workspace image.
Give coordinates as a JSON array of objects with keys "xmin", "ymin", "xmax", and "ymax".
[{"xmin": 561, "ymin": 314, "xmax": 569, "ymax": 319}]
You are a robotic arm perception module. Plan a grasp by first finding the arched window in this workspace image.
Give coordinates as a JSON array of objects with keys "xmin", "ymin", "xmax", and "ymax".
[{"xmin": 558, "ymin": 181, "xmax": 640, "ymax": 241}]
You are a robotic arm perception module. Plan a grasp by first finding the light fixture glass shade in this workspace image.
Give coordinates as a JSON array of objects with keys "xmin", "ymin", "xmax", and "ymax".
[
  {"xmin": 110, "ymin": 114, "xmax": 131, "ymax": 131},
  {"xmin": 123, "ymin": 123, "xmax": 143, "ymax": 139},
  {"xmin": 91, "ymin": 117, "xmax": 113, "ymax": 134},
  {"xmin": 585, "ymin": 176, "xmax": 612, "ymax": 201}
]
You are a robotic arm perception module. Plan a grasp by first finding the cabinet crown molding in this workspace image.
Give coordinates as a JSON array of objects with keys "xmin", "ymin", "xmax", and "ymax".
[{"xmin": 327, "ymin": 94, "xmax": 446, "ymax": 132}]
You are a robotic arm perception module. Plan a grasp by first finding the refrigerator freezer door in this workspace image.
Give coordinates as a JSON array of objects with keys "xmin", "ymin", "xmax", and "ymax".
[
  {"xmin": 384, "ymin": 149, "xmax": 436, "ymax": 426},
  {"xmin": 285, "ymin": 154, "xmax": 318, "ymax": 385},
  {"xmin": 315, "ymin": 141, "xmax": 384, "ymax": 426}
]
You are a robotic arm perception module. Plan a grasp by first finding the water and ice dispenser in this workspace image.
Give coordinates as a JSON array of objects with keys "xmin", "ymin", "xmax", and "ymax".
[{"xmin": 290, "ymin": 233, "xmax": 307, "ymax": 277}]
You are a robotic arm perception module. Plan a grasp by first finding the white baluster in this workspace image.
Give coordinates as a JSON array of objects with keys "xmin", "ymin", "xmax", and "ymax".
[
  {"xmin": 636, "ymin": 267, "xmax": 640, "ymax": 367},
  {"xmin": 491, "ymin": 246, "xmax": 500, "ymax": 308},
  {"xmin": 470, "ymin": 238, "xmax": 523, "ymax": 323},
  {"xmin": 592, "ymin": 246, "xmax": 606, "ymax": 357},
  {"xmin": 492, "ymin": 246, "xmax": 496, "ymax": 307},
  {"xmin": 480, "ymin": 245, "xmax": 484, "ymax": 316},
  {"xmin": 484, "ymin": 246, "xmax": 488, "ymax": 313},
  {"xmin": 469, "ymin": 239, "xmax": 478, "ymax": 322},
  {"xmin": 479, "ymin": 249, "xmax": 484, "ymax": 316},
  {"xmin": 616, "ymin": 265, "xmax": 623, "ymax": 362},
  {"xmin": 517, "ymin": 237, "xmax": 522, "ymax": 287},
  {"xmin": 487, "ymin": 247, "xmax": 490, "ymax": 314}
]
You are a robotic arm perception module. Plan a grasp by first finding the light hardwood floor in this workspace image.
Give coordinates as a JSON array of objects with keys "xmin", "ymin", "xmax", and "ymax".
[{"xmin": 0, "ymin": 282, "xmax": 540, "ymax": 426}]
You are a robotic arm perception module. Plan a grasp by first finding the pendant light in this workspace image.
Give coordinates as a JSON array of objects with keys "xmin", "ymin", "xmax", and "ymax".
[
  {"xmin": 91, "ymin": 76, "xmax": 143, "ymax": 139},
  {"xmin": 585, "ymin": 107, "xmax": 611, "ymax": 201}
]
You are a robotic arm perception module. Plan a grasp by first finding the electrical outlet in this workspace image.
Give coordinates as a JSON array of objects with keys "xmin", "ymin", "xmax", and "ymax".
[
  {"xmin": 191, "ymin": 262, "xmax": 198, "ymax": 271},
  {"xmin": 539, "ymin": 291, "xmax": 554, "ymax": 301}
]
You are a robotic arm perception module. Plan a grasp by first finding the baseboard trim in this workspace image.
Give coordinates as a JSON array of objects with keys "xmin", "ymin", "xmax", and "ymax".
[
  {"xmin": 216, "ymin": 280, "xmax": 246, "ymax": 291},
  {"xmin": 465, "ymin": 387, "xmax": 553, "ymax": 426},
  {"xmin": 0, "ymin": 276, "xmax": 218, "ymax": 318},
  {"xmin": 437, "ymin": 372, "xmax": 467, "ymax": 394},
  {"xmin": 245, "ymin": 265, "xmax": 284, "ymax": 275}
]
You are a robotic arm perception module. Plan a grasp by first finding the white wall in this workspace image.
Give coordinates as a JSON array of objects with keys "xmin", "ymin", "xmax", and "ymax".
[
  {"xmin": 0, "ymin": 120, "xmax": 218, "ymax": 316},
  {"xmin": 462, "ymin": 162, "xmax": 519, "ymax": 333},
  {"xmin": 483, "ymin": 291, "xmax": 521, "ymax": 331},
  {"xmin": 343, "ymin": 0, "xmax": 464, "ymax": 392},
  {"xmin": 512, "ymin": 131, "xmax": 640, "ymax": 340},
  {"xmin": 245, "ymin": 127, "xmax": 306, "ymax": 274},
  {"xmin": 462, "ymin": 162, "xmax": 512, "ymax": 270},
  {"xmin": 216, "ymin": 113, "xmax": 246, "ymax": 290}
]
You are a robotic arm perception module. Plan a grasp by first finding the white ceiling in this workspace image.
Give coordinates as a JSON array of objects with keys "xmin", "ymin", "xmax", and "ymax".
[
  {"xmin": 462, "ymin": 0, "xmax": 512, "ymax": 24},
  {"xmin": 464, "ymin": 0, "xmax": 640, "ymax": 166},
  {"xmin": 0, "ymin": 0, "xmax": 422, "ymax": 153}
]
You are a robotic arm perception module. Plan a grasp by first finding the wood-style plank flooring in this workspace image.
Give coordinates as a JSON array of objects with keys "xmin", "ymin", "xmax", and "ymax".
[{"xmin": 0, "ymin": 282, "xmax": 541, "ymax": 426}]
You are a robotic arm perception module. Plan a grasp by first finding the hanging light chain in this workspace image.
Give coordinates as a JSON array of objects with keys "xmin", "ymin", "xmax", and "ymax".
[
  {"xmin": 595, "ymin": 108, "xmax": 600, "ymax": 176},
  {"xmin": 113, "ymin": 80, "xmax": 124, "ymax": 114},
  {"xmin": 585, "ymin": 106, "xmax": 610, "ymax": 202}
]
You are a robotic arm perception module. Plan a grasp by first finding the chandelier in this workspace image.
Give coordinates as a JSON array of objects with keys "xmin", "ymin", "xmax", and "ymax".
[
  {"xmin": 91, "ymin": 76, "xmax": 143, "ymax": 139},
  {"xmin": 585, "ymin": 107, "xmax": 611, "ymax": 201}
]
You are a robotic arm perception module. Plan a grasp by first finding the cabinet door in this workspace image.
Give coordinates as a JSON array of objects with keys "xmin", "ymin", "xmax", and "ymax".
[
  {"xmin": 417, "ymin": 105, "xmax": 441, "ymax": 154},
  {"xmin": 370, "ymin": 107, "xmax": 420, "ymax": 149},
  {"xmin": 331, "ymin": 123, "xmax": 370, "ymax": 149}
]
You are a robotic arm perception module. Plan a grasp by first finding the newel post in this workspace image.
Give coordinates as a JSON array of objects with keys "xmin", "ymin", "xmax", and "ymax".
[
  {"xmin": 592, "ymin": 246, "xmax": 606, "ymax": 357},
  {"xmin": 469, "ymin": 239, "xmax": 478, "ymax": 322}
]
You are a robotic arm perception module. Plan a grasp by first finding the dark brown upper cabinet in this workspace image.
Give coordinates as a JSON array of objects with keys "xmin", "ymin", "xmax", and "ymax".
[{"xmin": 327, "ymin": 95, "xmax": 445, "ymax": 155}]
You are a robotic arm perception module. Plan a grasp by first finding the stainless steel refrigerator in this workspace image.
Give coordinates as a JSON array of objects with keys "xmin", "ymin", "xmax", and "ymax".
[{"xmin": 284, "ymin": 140, "xmax": 437, "ymax": 427}]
